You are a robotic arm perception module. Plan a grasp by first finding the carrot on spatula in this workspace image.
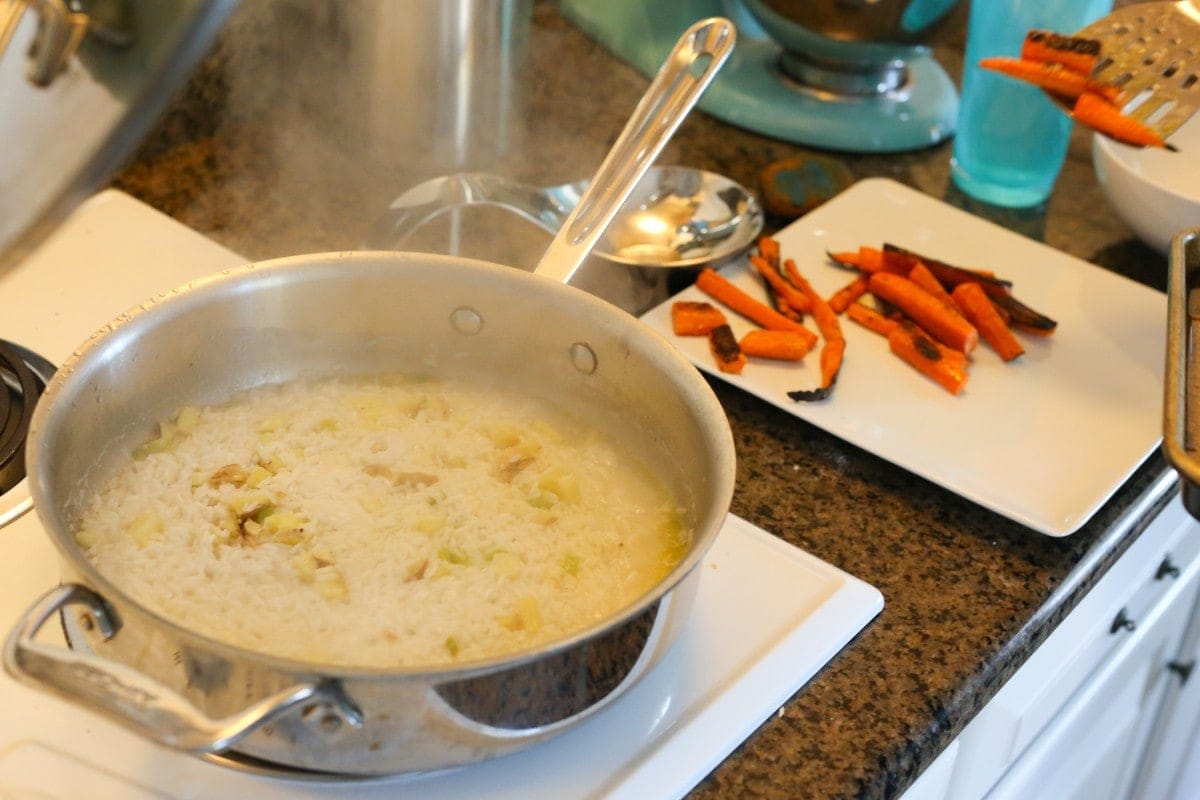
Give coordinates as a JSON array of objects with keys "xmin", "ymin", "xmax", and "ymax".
[
  {"xmin": 1072, "ymin": 89, "xmax": 1173, "ymax": 149},
  {"xmin": 979, "ymin": 56, "xmax": 1091, "ymax": 100},
  {"xmin": 1022, "ymin": 29, "xmax": 1101, "ymax": 75}
]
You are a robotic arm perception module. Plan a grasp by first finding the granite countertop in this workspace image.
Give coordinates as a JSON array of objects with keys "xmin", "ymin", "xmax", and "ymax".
[{"xmin": 109, "ymin": 2, "xmax": 1178, "ymax": 797}]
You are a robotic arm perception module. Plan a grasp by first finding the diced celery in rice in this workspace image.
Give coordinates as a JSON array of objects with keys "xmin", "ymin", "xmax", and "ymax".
[{"xmin": 77, "ymin": 375, "xmax": 692, "ymax": 669}]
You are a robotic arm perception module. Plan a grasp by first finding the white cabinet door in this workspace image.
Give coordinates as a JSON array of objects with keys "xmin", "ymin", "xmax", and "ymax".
[
  {"xmin": 983, "ymin": 560, "xmax": 1200, "ymax": 800},
  {"xmin": 1128, "ymin": 575, "xmax": 1200, "ymax": 800},
  {"xmin": 898, "ymin": 739, "xmax": 960, "ymax": 800}
]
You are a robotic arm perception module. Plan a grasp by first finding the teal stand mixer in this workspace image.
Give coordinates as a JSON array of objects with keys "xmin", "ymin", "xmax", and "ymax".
[{"xmin": 559, "ymin": 0, "xmax": 964, "ymax": 154}]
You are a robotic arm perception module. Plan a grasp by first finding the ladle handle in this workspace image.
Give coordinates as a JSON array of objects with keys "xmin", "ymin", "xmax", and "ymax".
[{"xmin": 532, "ymin": 17, "xmax": 735, "ymax": 285}]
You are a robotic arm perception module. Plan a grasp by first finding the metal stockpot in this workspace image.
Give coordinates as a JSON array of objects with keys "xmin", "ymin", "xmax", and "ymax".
[{"xmin": 3, "ymin": 250, "xmax": 736, "ymax": 775}]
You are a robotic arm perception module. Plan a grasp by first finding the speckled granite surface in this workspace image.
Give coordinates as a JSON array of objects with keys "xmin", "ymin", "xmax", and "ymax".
[{"xmin": 109, "ymin": 2, "xmax": 1178, "ymax": 797}]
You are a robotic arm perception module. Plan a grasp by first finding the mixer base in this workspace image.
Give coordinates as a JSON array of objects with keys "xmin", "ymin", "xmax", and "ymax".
[{"xmin": 560, "ymin": 0, "xmax": 958, "ymax": 154}]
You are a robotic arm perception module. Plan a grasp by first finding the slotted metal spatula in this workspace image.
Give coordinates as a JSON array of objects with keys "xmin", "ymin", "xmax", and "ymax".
[{"xmin": 1078, "ymin": 0, "xmax": 1200, "ymax": 140}]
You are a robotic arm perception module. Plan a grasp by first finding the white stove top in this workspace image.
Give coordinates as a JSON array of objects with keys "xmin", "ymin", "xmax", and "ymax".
[{"xmin": 0, "ymin": 191, "xmax": 883, "ymax": 799}]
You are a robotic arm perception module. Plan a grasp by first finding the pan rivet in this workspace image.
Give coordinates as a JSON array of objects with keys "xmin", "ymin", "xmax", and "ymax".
[
  {"xmin": 449, "ymin": 307, "xmax": 484, "ymax": 335},
  {"xmin": 569, "ymin": 342, "xmax": 597, "ymax": 375}
]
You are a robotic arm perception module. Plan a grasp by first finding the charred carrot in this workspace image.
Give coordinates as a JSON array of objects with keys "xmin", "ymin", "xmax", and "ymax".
[
  {"xmin": 1022, "ymin": 29, "xmax": 1100, "ymax": 76},
  {"xmin": 991, "ymin": 292, "xmax": 1057, "ymax": 335},
  {"xmin": 846, "ymin": 302, "xmax": 899, "ymax": 337},
  {"xmin": 672, "ymin": 301, "xmax": 727, "ymax": 336},
  {"xmin": 750, "ymin": 255, "xmax": 813, "ymax": 316},
  {"xmin": 883, "ymin": 244, "xmax": 1011, "ymax": 297},
  {"xmin": 739, "ymin": 329, "xmax": 813, "ymax": 361},
  {"xmin": 1072, "ymin": 89, "xmax": 1171, "ymax": 149},
  {"xmin": 695, "ymin": 268, "xmax": 817, "ymax": 341},
  {"xmin": 883, "ymin": 243, "xmax": 1056, "ymax": 330},
  {"xmin": 980, "ymin": 56, "xmax": 1091, "ymax": 100},
  {"xmin": 868, "ymin": 272, "xmax": 979, "ymax": 354},
  {"xmin": 887, "ymin": 324, "xmax": 969, "ymax": 395},
  {"xmin": 708, "ymin": 324, "xmax": 746, "ymax": 374},
  {"xmin": 952, "ymin": 282, "xmax": 1025, "ymax": 362},
  {"xmin": 827, "ymin": 275, "xmax": 870, "ymax": 314}
]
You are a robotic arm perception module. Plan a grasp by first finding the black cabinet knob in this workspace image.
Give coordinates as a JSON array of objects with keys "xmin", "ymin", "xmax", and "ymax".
[
  {"xmin": 1110, "ymin": 608, "xmax": 1137, "ymax": 634},
  {"xmin": 1168, "ymin": 660, "xmax": 1195, "ymax": 685},
  {"xmin": 1156, "ymin": 557, "xmax": 1181, "ymax": 580}
]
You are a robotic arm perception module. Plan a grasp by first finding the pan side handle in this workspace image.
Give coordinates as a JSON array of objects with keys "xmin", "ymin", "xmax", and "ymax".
[{"xmin": 3, "ymin": 583, "xmax": 361, "ymax": 753}]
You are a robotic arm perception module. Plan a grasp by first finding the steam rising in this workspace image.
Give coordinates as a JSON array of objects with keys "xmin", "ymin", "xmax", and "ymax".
[{"xmin": 140, "ymin": 0, "xmax": 536, "ymax": 262}]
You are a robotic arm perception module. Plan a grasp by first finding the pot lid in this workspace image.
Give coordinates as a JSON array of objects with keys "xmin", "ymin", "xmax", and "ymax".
[{"xmin": 0, "ymin": 0, "xmax": 236, "ymax": 273}]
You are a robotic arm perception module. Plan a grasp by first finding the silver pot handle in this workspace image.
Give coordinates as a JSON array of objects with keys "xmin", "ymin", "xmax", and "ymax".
[{"xmin": 3, "ymin": 583, "xmax": 361, "ymax": 753}]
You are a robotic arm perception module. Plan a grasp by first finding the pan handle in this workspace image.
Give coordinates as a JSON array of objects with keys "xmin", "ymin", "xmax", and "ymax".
[
  {"xmin": 3, "ymin": 583, "xmax": 362, "ymax": 753},
  {"xmin": 532, "ymin": 16, "xmax": 735, "ymax": 285}
]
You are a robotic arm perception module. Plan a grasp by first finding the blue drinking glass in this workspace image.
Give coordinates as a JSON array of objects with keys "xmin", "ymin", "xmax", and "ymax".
[{"xmin": 951, "ymin": 0, "xmax": 1113, "ymax": 208}]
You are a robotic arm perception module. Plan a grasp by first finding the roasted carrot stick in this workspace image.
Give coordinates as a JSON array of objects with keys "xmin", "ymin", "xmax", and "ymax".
[
  {"xmin": 887, "ymin": 324, "xmax": 969, "ymax": 395},
  {"xmin": 781, "ymin": 259, "xmax": 845, "ymax": 395},
  {"xmin": 750, "ymin": 255, "xmax": 813, "ymax": 316},
  {"xmin": 1022, "ymin": 29, "xmax": 1101, "ymax": 75},
  {"xmin": 773, "ymin": 297, "xmax": 807, "ymax": 322},
  {"xmin": 695, "ymin": 268, "xmax": 817, "ymax": 342},
  {"xmin": 868, "ymin": 272, "xmax": 979, "ymax": 354},
  {"xmin": 907, "ymin": 260, "xmax": 964, "ymax": 316},
  {"xmin": 757, "ymin": 235, "xmax": 782, "ymax": 269},
  {"xmin": 828, "ymin": 250, "xmax": 862, "ymax": 270},
  {"xmin": 739, "ymin": 329, "xmax": 813, "ymax": 361},
  {"xmin": 1072, "ymin": 89, "xmax": 1171, "ymax": 149},
  {"xmin": 952, "ymin": 282, "xmax": 1025, "ymax": 362},
  {"xmin": 784, "ymin": 259, "xmax": 843, "ymax": 344},
  {"xmin": 708, "ymin": 324, "xmax": 746, "ymax": 374},
  {"xmin": 980, "ymin": 56, "xmax": 1091, "ymax": 100},
  {"xmin": 857, "ymin": 246, "xmax": 887, "ymax": 273},
  {"xmin": 882, "ymin": 244, "xmax": 1057, "ymax": 331},
  {"xmin": 672, "ymin": 301, "xmax": 727, "ymax": 336},
  {"xmin": 846, "ymin": 302, "xmax": 899, "ymax": 337},
  {"xmin": 827, "ymin": 275, "xmax": 870, "ymax": 314},
  {"xmin": 819, "ymin": 338, "xmax": 846, "ymax": 389}
]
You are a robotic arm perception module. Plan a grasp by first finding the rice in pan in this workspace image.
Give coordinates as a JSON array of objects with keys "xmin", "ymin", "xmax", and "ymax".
[{"xmin": 74, "ymin": 375, "xmax": 691, "ymax": 669}]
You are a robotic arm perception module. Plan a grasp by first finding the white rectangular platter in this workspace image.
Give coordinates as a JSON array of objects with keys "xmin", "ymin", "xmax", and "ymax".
[{"xmin": 641, "ymin": 178, "xmax": 1166, "ymax": 536}]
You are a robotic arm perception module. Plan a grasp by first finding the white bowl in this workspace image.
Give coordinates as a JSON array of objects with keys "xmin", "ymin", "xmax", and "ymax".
[{"xmin": 1093, "ymin": 115, "xmax": 1200, "ymax": 255}]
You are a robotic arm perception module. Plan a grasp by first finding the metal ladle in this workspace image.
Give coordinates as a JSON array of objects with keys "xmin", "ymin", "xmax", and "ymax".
[
  {"xmin": 366, "ymin": 165, "xmax": 763, "ymax": 270},
  {"xmin": 366, "ymin": 18, "xmax": 742, "ymax": 274}
]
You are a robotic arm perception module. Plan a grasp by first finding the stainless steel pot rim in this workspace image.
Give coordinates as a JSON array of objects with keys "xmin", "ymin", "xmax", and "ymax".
[{"xmin": 28, "ymin": 249, "xmax": 736, "ymax": 681}]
